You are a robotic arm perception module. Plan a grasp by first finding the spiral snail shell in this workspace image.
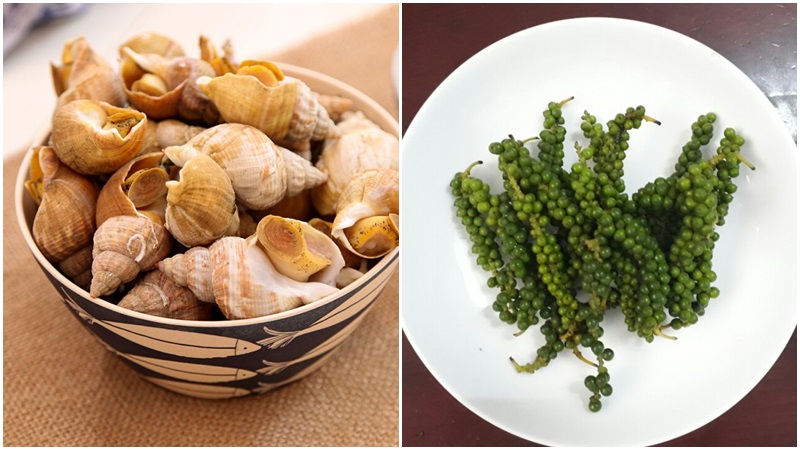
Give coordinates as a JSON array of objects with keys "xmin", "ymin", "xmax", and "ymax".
[
  {"xmin": 311, "ymin": 111, "xmax": 399, "ymax": 216},
  {"xmin": 120, "ymin": 47, "xmax": 220, "ymax": 124},
  {"xmin": 51, "ymin": 36, "xmax": 126, "ymax": 113},
  {"xmin": 51, "ymin": 99, "xmax": 148, "ymax": 176},
  {"xmin": 158, "ymin": 236, "xmax": 338, "ymax": 320},
  {"xmin": 118, "ymin": 269, "xmax": 213, "ymax": 320},
  {"xmin": 96, "ymin": 151, "xmax": 169, "ymax": 227},
  {"xmin": 26, "ymin": 146, "xmax": 99, "ymax": 290},
  {"xmin": 118, "ymin": 32, "xmax": 185, "ymax": 59},
  {"xmin": 331, "ymin": 169, "xmax": 400, "ymax": 259},
  {"xmin": 255, "ymin": 215, "xmax": 345, "ymax": 285},
  {"xmin": 163, "ymin": 123, "xmax": 327, "ymax": 211},
  {"xmin": 90, "ymin": 215, "xmax": 172, "ymax": 297},
  {"xmin": 164, "ymin": 153, "xmax": 239, "ymax": 248},
  {"xmin": 195, "ymin": 60, "xmax": 339, "ymax": 142}
]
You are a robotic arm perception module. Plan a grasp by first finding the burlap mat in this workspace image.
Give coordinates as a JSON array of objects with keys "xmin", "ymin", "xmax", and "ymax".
[{"xmin": 3, "ymin": 5, "xmax": 399, "ymax": 446}]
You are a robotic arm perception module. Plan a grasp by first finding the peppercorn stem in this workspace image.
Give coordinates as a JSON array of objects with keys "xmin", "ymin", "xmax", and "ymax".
[
  {"xmin": 643, "ymin": 114, "xmax": 662, "ymax": 125},
  {"xmin": 510, "ymin": 355, "xmax": 548, "ymax": 373},
  {"xmin": 709, "ymin": 153, "xmax": 727, "ymax": 166},
  {"xmin": 589, "ymin": 293, "xmax": 608, "ymax": 311},
  {"xmin": 559, "ymin": 325, "xmax": 576, "ymax": 341},
  {"xmin": 463, "ymin": 160, "xmax": 483, "ymax": 175},
  {"xmin": 506, "ymin": 173, "xmax": 524, "ymax": 200},
  {"xmin": 573, "ymin": 347, "xmax": 599, "ymax": 368},
  {"xmin": 654, "ymin": 327, "xmax": 678, "ymax": 341},
  {"xmin": 735, "ymin": 152, "xmax": 756, "ymax": 171},
  {"xmin": 708, "ymin": 152, "xmax": 755, "ymax": 171},
  {"xmin": 559, "ymin": 96, "xmax": 575, "ymax": 107},
  {"xmin": 521, "ymin": 136, "xmax": 539, "ymax": 144},
  {"xmin": 585, "ymin": 238, "xmax": 602, "ymax": 260}
]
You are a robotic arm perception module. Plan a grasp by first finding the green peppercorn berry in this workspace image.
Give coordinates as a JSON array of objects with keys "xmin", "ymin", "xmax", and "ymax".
[{"xmin": 584, "ymin": 375, "xmax": 598, "ymax": 392}]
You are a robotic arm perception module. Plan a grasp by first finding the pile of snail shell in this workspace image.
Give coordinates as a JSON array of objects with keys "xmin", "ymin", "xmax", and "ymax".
[{"xmin": 26, "ymin": 32, "xmax": 399, "ymax": 321}]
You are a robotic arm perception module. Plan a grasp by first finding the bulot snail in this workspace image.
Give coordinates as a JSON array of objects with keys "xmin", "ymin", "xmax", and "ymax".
[{"xmin": 28, "ymin": 32, "xmax": 400, "ymax": 321}]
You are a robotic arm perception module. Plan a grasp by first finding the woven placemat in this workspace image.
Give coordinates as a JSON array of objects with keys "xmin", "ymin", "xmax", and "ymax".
[{"xmin": 3, "ymin": 5, "xmax": 399, "ymax": 446}]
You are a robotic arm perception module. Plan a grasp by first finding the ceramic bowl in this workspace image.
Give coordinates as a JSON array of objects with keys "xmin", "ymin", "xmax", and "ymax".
[{"xmin": 14, "ymin": 63, "xmax": 399, "ymax": 399}]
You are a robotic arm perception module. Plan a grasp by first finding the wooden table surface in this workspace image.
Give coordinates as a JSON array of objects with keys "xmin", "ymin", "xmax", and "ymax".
[{"xmin": 401, "ymin": 4, "xmax": 797, "ymax": 447}]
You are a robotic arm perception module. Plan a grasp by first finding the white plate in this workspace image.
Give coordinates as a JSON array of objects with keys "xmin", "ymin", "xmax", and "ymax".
[{"xmin": 401, "ymin": 17, "xmax": 797, "ymax": 446}]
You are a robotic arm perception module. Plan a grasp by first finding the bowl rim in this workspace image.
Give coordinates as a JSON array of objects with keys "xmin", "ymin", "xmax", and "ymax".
[{"xmin": 15, "ymin": 62, "xmax": 400, "ymax": 328}]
